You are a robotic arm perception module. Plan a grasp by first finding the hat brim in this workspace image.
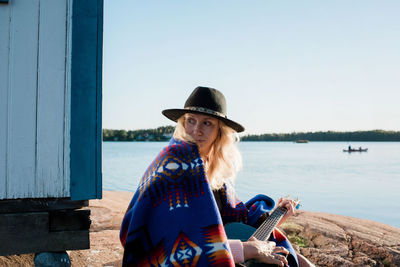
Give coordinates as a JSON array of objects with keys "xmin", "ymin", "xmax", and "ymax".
[{"xmin": 162, "ymin": 109, "xmax": 245, "ymax": 133}]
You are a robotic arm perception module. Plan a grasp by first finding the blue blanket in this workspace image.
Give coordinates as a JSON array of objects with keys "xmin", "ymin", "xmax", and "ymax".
[{"xmin": 120, "ymin": 138, "xmax": 297, "ymax": 266}]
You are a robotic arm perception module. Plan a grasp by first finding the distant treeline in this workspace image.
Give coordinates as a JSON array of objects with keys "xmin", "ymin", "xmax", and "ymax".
[
  {"xmin": 241, "ymin": 130, "xmax": 400, "ymax": 142},
  {"xmin": 103, "ymin": 126, "xmax": 175, "ymax": 141},
  {"xmin": 103, "ymin": 128, "xmax": 400, "ymax": 142}
]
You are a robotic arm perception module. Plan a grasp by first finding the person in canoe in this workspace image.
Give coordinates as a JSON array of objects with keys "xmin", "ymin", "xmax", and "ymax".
[{"xmin": 120, "ymin": 86, "xmax": 314, "ymax": 267}]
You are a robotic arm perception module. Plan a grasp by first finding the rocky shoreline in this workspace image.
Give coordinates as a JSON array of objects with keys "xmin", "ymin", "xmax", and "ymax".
[
  {"xmin": 282, "ymin": 211, "xmax": 400, "ymax": 266},
  {"xmin": 1, "ymin": 191, "xmax": 399, "ymax": 266}
]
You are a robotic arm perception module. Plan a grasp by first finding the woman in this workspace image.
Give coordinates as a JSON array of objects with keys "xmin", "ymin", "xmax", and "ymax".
[{"xmin": 120, "ymin": 86, "xmax": 313, "ymax": 267}]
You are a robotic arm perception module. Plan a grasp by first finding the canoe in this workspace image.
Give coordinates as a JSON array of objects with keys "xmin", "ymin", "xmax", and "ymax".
[{"xmin": 343, "ymin": 148, "xmax": 368, "ymax": 152}]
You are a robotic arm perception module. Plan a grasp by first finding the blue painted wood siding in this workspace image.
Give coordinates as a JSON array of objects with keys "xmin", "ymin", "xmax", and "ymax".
[{"xmin": 70, "ymin": 0, "xmax": 103, "ymax": 200}]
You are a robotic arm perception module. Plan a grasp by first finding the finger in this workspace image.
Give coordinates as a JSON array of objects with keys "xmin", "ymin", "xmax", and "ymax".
[
  {"xmin": 279, "ymin": 200, "xmax": 287, "ymax": 209},
  {"xmin": 282, "ymin": 203, "xmax": 291, "ymax": 215},
  {"xmin": 273, "ymin": 246, "xmax": 289, "ymax": 255},
  {"xmin": 280, "ymin": 199, "xmax": 292, "ymax": 206},
  {"xmin": 286, "ymin": 201, "xmax": 295, "ymax": 215},
  {"xmin": 273, "ymin": 254, "xmax": 288, "ymax": 265},
  {"xmin": 286, "ymin": 204, "xmax": 294, "ymax": 216},
  {"xmin": 291, "ymin": 201, "xmax": 296, "ymax": 215},
  {"xmin": 262, "ymin": 255, "xmax": 287, "ymax": 267}
]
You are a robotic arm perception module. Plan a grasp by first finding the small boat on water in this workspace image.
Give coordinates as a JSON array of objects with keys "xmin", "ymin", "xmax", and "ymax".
[
  {"xmin": 295, "ymin": 140, "xmax": 309, "ymax": 143},
  {"xmin": 343, "ymin": 148, "xmax": 368, "ymax": 152}
]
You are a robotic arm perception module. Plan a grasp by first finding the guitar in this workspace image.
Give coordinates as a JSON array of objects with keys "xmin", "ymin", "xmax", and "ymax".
[{"xmin": 225, "ymin": 200, "xmax": 300, "ymax": 242}]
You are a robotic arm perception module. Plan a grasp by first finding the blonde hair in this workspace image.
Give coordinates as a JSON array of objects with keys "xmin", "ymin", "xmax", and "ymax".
[{"xmin": 173, "ymin": 114, "xmax": 242, "ymax": 190}]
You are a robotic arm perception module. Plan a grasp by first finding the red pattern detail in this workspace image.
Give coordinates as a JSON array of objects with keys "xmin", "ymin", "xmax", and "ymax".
[
  {"xmin": 120, "ymin": 228, "xmax": 128, "ymax": 247},
  {"xmin": 202, "ymin": 225, "xmax": 234, "ymax": 267},
  {"xmin": 148, "ymin": 243, "xmax": 168, "ymax": 266},
  {"xmin": 273, "ymin": 228, "xmax": 287, "ymax": 242},
  {"xmin": 137, "ymin": 144, "xmax": 207, "ymax": 210}
]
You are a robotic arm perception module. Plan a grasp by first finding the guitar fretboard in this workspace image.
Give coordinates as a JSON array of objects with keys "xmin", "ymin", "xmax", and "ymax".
[{"xmin": 250, "ymin": 207, "xmax": 287, "ymax": 241}]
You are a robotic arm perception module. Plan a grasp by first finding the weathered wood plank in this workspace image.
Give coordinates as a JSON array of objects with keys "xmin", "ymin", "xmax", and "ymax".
[
  {"xmin": 0, "ymin": 198, "xmax": 88, "ymax": 213},
  {"xmin": 49, "ymin": 209, "xmax": 91, "ymax": 231},
  {"xmin": 70, "ymin": 0, "xmax": 103, "ymax": 200},
  {"xmin": 0, "ymin": 212, "xmax": 90, "ymax": 256},
  {"xmin": 95, "ymin": 0, "xmax": 104, "ymax": 200},
  {"xmin": 36, "ymin": 0, "xmax": 69, "ymax": 198},
  {"xmin": 0, "ymin": 0, "xmax": 10, "ymax": 198},
  {"xmin": 63, "ymin": 0, "xmax": 72, "ymax": 197},
  {"xmin": 70, "ymin": 0, "xmax": 97, "ymax": 200},
  {"xmin": 0, "ymin": 212, "xmax": 49, "ymax": 235},
  {"xmin": 6, "ymin": 0, "xmax": 40, "ymax": 199},
  {"xmin": 41, "ymin": 230, "xmax": 89, "ymax": 252}
]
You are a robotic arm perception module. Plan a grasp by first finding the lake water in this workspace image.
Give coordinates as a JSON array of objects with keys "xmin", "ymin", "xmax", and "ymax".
[{"xmin": 103, "ymin": 141, "xmax": 400, "ymax": 228}]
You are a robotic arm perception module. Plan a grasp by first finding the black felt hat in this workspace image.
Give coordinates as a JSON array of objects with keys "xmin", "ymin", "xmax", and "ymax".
[{"xmin": 162, "ymin": 86, "xmax": 245, "ymax": 132}]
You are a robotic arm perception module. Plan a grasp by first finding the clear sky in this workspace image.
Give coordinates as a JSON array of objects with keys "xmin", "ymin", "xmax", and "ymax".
[{"xmin": 102, "ymin": 0, "xmax": 400, "ymax": 135}]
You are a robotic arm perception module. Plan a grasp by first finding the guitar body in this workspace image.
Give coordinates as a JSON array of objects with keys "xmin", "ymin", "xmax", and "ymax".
[
  {"xmin": 223, "ymin": 201, "xmax": 300, "ymax": 266},
  {"xmin": 224, "ymin": 222, "xmax": 299, "ymax": 267},
  {"xmin": 225, "ymin": 222, "xmax": 257, "ymax": 241}
]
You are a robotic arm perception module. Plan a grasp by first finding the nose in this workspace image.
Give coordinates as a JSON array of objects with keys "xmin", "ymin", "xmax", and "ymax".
[{"xmin": 193, "ymin": 123, "xmax": 202, "ymax": 136}]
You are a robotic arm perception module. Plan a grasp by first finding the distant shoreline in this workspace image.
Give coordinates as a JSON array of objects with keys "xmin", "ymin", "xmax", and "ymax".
[{"xmin": 103, "ymin": 128, "xmax": 400, "ymax": 142}]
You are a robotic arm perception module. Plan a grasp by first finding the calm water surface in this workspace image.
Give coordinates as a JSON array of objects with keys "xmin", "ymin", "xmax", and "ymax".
[{"xmin": 103, "ymin": 141, "xmax": 400, "ymax": 228}]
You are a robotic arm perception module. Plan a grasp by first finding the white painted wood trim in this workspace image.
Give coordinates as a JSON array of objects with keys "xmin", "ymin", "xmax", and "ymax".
[
  {"xmin": 35, "ymin": 0, "xmax": 69, "ymax": 197},
  {"xmin": 6, "ymin": 0, "xmax": 40, "ymax": 198},
  {"xmin": 63, "ymin": 0, "xmax": 72, "ymax": 196},
  {"xmin": 0, "ymin": 3, "xmax": 11, "ymax": 198}
]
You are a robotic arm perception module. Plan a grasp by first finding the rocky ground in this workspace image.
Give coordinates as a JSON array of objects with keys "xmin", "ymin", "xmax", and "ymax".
[
  {"xmin": 282, "ymin": 211, "xmax": 400, "ymax": 266},
  {"xmin": 1, "ymin": 191, "xmax": 399, "ymax": 267}
]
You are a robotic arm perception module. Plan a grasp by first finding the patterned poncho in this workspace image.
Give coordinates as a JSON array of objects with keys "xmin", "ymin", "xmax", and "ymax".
[{"xmin": 120, "ymin": 138, "xmax": 298, "ymax": 266}]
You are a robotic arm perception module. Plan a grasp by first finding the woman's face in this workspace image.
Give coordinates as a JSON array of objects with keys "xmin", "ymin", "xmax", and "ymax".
[{"xmin": 184, "ymin": 113, "xmax": 219, "ymax": 156}]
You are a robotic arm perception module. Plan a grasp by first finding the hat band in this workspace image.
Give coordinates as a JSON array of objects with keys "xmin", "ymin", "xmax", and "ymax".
[{"xmin": 184, "ymin": 106, "xmax": 227, "ymax": 118}]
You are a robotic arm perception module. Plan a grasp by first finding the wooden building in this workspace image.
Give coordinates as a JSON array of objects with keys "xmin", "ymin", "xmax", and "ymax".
[{"xmin": 0, "ymin": 0, "xmax": 103, "ymax": 262}]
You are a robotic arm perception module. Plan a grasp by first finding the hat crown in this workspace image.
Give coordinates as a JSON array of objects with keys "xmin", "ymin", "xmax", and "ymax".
[
  {"xmin": 162, "ymin": 86, "xmax": 245, "ymax": 132},
  {"xmin": 184, "ymin": 87, "xmax": 227, "ymax": 116}
]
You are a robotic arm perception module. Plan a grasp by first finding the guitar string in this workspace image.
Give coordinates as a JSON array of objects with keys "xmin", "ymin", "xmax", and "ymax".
[
  {"xmin": 256, "ymin": 215, "xmax": 283, "ymax": 240},
  {"xmin": 257, "ymin": 216, "xmax": 281, "ymax": 240},
  {"xmin": 253, "ymin": 208, "xmax": 286, "ymax": 240},
  {"xmin": 256, "ymin": 210, "xmax": 283, "ymax": 236},
  {"xmin": 255, "ymin": 216, "xmax": 280, "ymax": 240}
]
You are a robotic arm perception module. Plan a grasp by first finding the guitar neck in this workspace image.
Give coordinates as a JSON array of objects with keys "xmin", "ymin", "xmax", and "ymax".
[{"xmin": 250, "ymin": 207, "xmax": 287, "ymax": 241}]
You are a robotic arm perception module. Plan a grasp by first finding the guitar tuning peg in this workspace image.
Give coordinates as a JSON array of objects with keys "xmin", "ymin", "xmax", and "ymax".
[{"xmin": 295, "ymin": 200, "xmax": 302, "ymax": 210}]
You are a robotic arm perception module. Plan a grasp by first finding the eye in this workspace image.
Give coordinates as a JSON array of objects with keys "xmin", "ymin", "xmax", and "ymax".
[
  {"xmin": 187, "ymin": 118, "xmax": 195, "ymax": 125},
  {"xmin": 204, "ymin": 121, "xmax": 212, "ymax": 126}
]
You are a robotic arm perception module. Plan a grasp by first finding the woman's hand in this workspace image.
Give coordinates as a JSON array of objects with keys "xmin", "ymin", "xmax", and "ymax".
[
  {"xmin": 243, "ymin": 237, "xmax": 289, "ymax": 266},
  {"xmin": 277, "ymin": 197, "xmax": 297, "ymax": 226}
]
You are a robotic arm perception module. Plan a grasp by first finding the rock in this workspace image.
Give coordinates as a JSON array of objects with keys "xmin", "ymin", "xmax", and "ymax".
[
  {"xmin": 34, "ymin": 252, "xmax": 70, "ymax": 267},
  {"xmin": 281, "ymin": 210, "xmax": 400, "ymax": 266},
  {"xmin": 353, "ymin": 254, "xmax": 377, "ymax": 266},
  {"xmin": 0, "ymin": 254, "xmax": 34, "ymax": 266}
]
